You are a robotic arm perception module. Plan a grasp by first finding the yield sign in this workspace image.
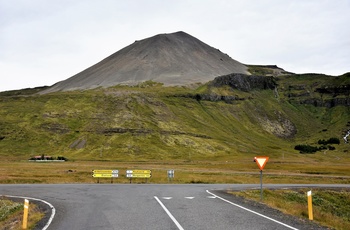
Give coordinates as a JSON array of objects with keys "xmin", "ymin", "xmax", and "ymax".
[{"xmin": 254, "ymin": 156, "xmax": 269, "ymax": 170}]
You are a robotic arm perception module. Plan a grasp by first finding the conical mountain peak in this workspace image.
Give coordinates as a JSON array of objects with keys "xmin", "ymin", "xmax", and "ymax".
[{"xmin": 41, "ymin": 31, "xmax": 248, "ymax": 94}]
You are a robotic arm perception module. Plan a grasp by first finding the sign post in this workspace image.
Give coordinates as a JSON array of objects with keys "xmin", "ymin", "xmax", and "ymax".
[
  {"xmin": 254, "ymin": 156, "xmax": 269, "ymax": 201},
  {"xmin": 260, "ymin": 170, "xmax": 263, "ymax": 201}
]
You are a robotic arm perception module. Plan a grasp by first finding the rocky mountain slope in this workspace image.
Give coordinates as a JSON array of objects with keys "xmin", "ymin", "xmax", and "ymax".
[
  {"xmin": 0, "ymin": 72, "xmax": 349, "ymax": 160},
  {"xmin": 40, "ymin": 31, "xmax": 248, "ymax": 94}
]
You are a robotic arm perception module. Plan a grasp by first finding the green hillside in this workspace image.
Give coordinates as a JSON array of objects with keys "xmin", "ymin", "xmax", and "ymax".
[{"xmin": 1, "ymin": 73, "xmax": 349, "ymax": 164}]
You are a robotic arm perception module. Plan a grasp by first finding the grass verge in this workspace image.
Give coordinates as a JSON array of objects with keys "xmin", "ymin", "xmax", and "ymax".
[
  {"xmin": 0, "ymin": 197, "xmax": 44, "ymax": 230},
  {"xmin": 230, "ymin": 188, "xmax": 350, "ymax": 230}
]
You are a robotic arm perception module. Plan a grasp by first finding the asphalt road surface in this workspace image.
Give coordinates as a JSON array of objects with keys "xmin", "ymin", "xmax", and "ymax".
[{"xmin": 1, "ymin": 184, "xmax": 348, "ymax": 230}]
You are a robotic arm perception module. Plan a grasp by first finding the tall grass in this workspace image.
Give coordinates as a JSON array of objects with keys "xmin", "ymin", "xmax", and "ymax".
[{"xmin": 0, "ymin": 160, "xmax": 349, "ymax": 184}]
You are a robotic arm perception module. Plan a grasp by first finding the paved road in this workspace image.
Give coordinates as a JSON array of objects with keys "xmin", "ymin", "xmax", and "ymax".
[{"xmin": 1, "ymin": 184, "xmax": 348, "ymax": 229}]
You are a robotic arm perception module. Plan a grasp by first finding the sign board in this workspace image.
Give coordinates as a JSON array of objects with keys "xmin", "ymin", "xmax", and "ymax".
[
  {"xmin": 93, "ymin": 170, "xmax": 119, "ymax": 174},
  {"xmin": 126, "ymin": 170, "xmax": 151, "ymax": 174},
  {"xmin": 126, "ymin": 169, "xmax": 151, "ymax": 178},
  {"xmin": 92, "ymin": 170, "xmax": 119, "ymax": 178},
  {"xmin": 167, "ymin": 170, "xmax": 174, "ymax": 178},
  {"xmin": 126, "ymin": 173, "xmax": 151, "ymax": 178},
  {"xmin": 93, "ymin": 174, "xmax": 118, "ymax": 178},
  {"xmin": 254, "ymin": 156, "xmax": 269, "ymax": 171}
]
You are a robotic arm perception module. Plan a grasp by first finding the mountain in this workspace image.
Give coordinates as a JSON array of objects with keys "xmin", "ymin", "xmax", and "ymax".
[
  {"xmin": 0, "ymin": 31, "xmax": 349, "ymax": 163},
  {"xmin": 40, "ymin": 31, "xmax": 248, "ymax": 94},
  {"xmin": 0, "ymin": 71, "xmax": 349, "ymax": 161}
]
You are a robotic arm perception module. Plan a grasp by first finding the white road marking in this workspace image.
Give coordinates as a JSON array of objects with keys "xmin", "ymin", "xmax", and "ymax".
[
  {"xmin": 154, "ymin": 196, "xmax": 184, "ymax": 230},
  {"xmin": 3, "ymin": 195, "xmax": 56, "ymax": 230},
  {"xmin": 184, "ymin": 197, "xmax": 194, "ymax": 199},
  {"xmin": 162, "ymin": 197, "xmax": 173, "ymax": 200},
  {"xmin": 206, "ymin": 190, "xmax": 299, "ymax": 230},
  {"xmin": 207, "ymin": 196, "xmax": 216, "ymax": 199}
]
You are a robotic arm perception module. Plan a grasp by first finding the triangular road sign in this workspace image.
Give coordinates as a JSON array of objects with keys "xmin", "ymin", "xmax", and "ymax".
[{"xmin": 254, "ymin": 156, "xmax": 269, "ymax": 170}]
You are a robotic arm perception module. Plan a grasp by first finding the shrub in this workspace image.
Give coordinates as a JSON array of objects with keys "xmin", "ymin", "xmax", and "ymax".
[
  {"xmin": 318, "ymin": 139, "xmax": 327, "ymax": 145},
  {"xmin": 294, "ymin": 144, "xmax": 319, "ymax": 154},
  {"xmin": 318, "ymin": 137, "xmax": 340, "ymax": 145},
  {"xmin": 328, "ymin": 137, "xmax": 340, "ymax": 144},
  {"xmin": 57, "ymin": 156, "xmax": 68, "ymax": 161}
]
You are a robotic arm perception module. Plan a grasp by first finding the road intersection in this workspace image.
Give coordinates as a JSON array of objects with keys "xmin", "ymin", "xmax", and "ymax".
[{"xmin": 1, "ymin": 184, "xmax": 347, "ymax": 229}]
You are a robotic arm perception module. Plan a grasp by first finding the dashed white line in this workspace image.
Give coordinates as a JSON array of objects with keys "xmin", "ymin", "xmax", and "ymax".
[
  {"xmin": 206, "ymin": 190, "xmax": 298, "ymax": 230},
  {"xmin": 154, "ymin": 196, "xmax": 184, "ymax": 230}
]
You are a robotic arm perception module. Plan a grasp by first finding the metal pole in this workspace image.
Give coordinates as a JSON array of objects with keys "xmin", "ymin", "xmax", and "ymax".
[{"xmin": 260, "ymin": 170, "xmax": 263, "ymax": 201}]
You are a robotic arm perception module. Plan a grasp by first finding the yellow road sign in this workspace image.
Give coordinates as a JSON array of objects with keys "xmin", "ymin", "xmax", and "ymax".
[
  {"xmin": 93, "ymin": 170, "xmax": 118, "ymax": 174},
  {"xmin": 126, "ymin": 173, "xmax": 151, "ymax": 178},
  {"xmin": 93, "ymin": 173, "xmax": 119, "ymax": 178},
  {"xmin": 126, "ymin": 170, "xmax": 151, "ymax": 174}
]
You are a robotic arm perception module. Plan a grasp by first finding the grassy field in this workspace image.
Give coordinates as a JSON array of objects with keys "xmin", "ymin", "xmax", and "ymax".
[
  {"xmin": 231, "ymin": 188, "xmax": 350, "ymax": 230},
  {"xmin": 1, "ymin": 157, "xmax": 350, "ymax": 184}
]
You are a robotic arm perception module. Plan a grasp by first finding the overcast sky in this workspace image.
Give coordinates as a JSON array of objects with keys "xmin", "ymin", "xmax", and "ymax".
[{"xmin": 1, "ymin": 0, "xmax": 349, "ymax": 92}]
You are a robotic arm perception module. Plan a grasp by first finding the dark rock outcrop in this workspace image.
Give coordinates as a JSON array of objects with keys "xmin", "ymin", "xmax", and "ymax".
[
  {"xmin": 210, "ymin": 73, "xmax": 276, "ymax": 91},
  {"xmin": 315, "ymin": 85, "xmax": 350, "ymax": 96},
  {"xmin": 168, "ymin": 93, "xmax": 244, "ymax": 103},
  {"xmin": 100, "ymin": 128, "xmax": 211, "ymax": 139},
  {"xmin": 299, "ymin": 98, "xmax": 350, "ymax": 108}
]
